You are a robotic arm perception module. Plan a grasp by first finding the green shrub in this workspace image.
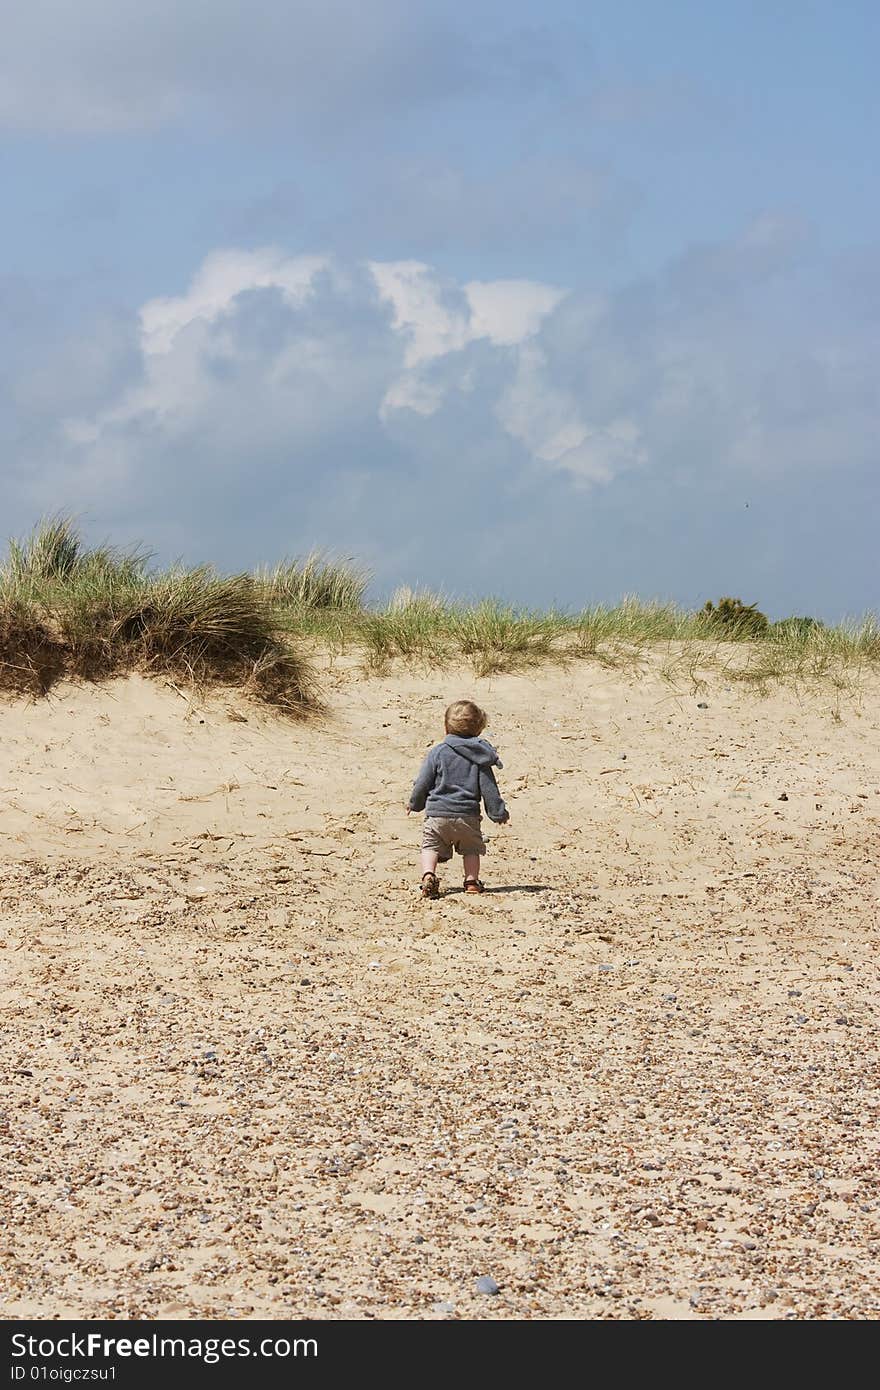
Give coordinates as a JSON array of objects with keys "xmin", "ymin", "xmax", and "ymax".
[{"xmin": 701, "ymin": 596, "xmax": 769, "ymax": 638}]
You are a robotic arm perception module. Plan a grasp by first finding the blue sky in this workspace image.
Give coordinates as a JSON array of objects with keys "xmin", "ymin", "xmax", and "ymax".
[{"xmin": 1, "ymin": 0, "xmax": 878, "ymax": 618}]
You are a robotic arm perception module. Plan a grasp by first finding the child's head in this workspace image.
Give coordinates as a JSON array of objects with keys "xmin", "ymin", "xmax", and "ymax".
[{"xmin": 445, "ymin": 699, "xmax": 487, "ymax": 737}]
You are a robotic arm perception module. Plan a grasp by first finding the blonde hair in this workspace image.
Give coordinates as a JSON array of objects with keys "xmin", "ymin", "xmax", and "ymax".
[{"xmin": 445, "ymin": 699, "xmax": 487, "ymax": 737}]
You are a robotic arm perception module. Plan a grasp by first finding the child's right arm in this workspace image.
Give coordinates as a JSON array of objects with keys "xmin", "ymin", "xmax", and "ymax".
[{"xmin": 407, "ymin": 749, "xmax": 437, "ymax": 812}]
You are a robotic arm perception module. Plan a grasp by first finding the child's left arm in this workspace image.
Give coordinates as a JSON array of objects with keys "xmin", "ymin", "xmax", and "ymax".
[{"xmin": 480, "ymin": 766, "xmax": 509, "ymax": 823}]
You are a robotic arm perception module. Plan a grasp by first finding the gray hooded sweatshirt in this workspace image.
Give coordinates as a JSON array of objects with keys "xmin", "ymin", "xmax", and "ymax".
[{"xmin": 408, "ymin": 735, "xmax": 509, "ymax": 822}]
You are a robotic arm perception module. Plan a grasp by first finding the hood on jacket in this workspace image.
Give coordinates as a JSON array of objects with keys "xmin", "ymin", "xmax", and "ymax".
[{"xmin": 443, "ymin": 735, "xmax": 503, "ymax": 769}]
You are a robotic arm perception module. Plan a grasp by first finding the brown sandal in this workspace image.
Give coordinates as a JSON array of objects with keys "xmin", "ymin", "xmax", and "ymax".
[
  {"xmin": 463, "ymin": 878, "xmax": 485, "ymax": 894},
  {"xmin": 420, "ymin": 871, "xmax": 440, "ymax": 899}
]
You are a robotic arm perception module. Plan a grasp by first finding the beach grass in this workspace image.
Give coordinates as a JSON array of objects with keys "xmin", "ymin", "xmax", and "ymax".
[
  {"xmin": 1, "ymin": 518, "xmax": 876, "ymax": 702},
  {"xmin": 0, "ymin": 519, "xmax": 318, "ymax": 711},
  {"xmin": 255, "ymin": 551, "xmax": 369, "ymax": 612}
]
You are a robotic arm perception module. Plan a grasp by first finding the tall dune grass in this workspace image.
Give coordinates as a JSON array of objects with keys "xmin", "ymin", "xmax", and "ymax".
[
  {"xmin": 1, "ymin": 519, "xmax": 877, "ymax": 700},
  {"xmin": 0, "ymin": 520, "xmax": 317, "ymax": 710},
  {"xmin": 255, "ymin": 551, "xmax": 369, "ymax": 611}
]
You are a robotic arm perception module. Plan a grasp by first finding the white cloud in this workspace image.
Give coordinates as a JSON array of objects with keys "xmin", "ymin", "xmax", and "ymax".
[
  {"xmin": 140, "ymin": 249, "xmax": 332, "ymax": 355},
  {"xmin": 69, "ymin": 252, "xmax": 566, "ymax": 441},
  {"xmin": 53, "ymin": 230, "xmax": 863, "ymax": 508},
  {"xmin": 369, "ymin": 259, "xmax": 566, "ymax": 416},
  {"xmin": 4, "ymin": 228, "xmax": 878, "ymax": 618},
  {"xmin": 464, "ymin": 278, "xmax": 568, "ymax": 347},
  {"xmin": 368, "ymin": 261, "xmax": 566, "ymax": 364},
  {"xmin": 368, "ymin": 260, "xmax": 471, "ymax": 368},
  {"xmin": 54, "ymin": 247, "xmax": 636, "ymax": 526}
]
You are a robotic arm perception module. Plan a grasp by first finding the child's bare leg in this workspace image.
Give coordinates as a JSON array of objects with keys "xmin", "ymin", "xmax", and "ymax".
[
  {"xmin": 462, "ymin": 853, "xmax": 480, "ymax": 882},
  {"xmin": 421, "ymin": 849, "xmax": 440, "ymax": 876}
]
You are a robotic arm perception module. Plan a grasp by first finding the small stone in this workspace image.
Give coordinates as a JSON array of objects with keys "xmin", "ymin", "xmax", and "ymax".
[
  {"xmin": 475, "ymin": 1276, "xmax": 500, "ymax": 1296},
  {"xmin": 413, "ymin": 1235, "xmax": 425, "ymax": 1245},
  {"xmin": 778, "ymin": 793, "xmax": 788, "ymax": 802},
  {"xmin": 794, "ymin": 1014, "xmax": 808, "ymax": 1024},
  {"xmin": 662, "ymin": 993, "xmax": 677, "ymax": 1002},
  {"xmin": 787, "ymin": 990, "xmax": 801, "ymax": 998},
  {"xmin": 696, "ymin": 702, "xmax": 708, "ymax": 709},
  {"xmin": 435, "ymin": 1301, "xmax": 455, "ymax": 1314},
  {"xmin": 202, "ymin": 1049, "xmax": 217, "ymax": 1059},
  {"xmin": 619, "ymin": 753, "xmax": 627, "ymax": 760},
  {"xmin": 598, "ymin": 964, "xmax": 614, "ymax": 972}
]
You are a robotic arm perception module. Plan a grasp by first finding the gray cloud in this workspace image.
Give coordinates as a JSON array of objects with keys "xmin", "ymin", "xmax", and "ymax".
[
  {"xmin": 216, "ymin": 182, "xmax": 303, "ymax": 242},
  {"xmin": 0, "ymin": 1, "xmax": 584, "ymax": 137},
  {"xmin": 329, "ymin": 155, "xmax": 618, "ymax": 257}
]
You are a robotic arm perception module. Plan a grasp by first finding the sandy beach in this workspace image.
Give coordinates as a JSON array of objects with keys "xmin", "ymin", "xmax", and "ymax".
[{"xmin": 1, "ymin": 656, "xmax": 878, "ymax": 1319}]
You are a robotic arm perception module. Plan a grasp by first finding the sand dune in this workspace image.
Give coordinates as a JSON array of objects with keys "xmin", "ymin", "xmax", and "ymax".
[{"xmin": 1, "ymin": 658, "xmax": 878, "ymax": 1319}]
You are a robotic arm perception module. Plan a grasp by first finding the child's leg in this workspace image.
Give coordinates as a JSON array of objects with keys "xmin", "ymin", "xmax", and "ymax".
[
  {"xmin": 420, "ymin": 848, "xmax": 441, "ymax": 898},
  {"xmin": 421, "ymin": 849, "xmax": 440, "ymax": 876},
  {"xmin": 462, "ymin": 853, "xmax": 480, "ymax": 882}
]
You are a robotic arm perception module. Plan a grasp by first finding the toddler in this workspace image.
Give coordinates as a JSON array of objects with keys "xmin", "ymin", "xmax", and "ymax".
[{"xmin": 407, "ymin": 699, "xmax": 509, "ymax": 898}]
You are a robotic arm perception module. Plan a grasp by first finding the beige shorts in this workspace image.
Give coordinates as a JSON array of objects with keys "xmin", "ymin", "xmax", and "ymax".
[{"xmin": 421, "ymin": 815, "xmax": 487, "ymax": 861}]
